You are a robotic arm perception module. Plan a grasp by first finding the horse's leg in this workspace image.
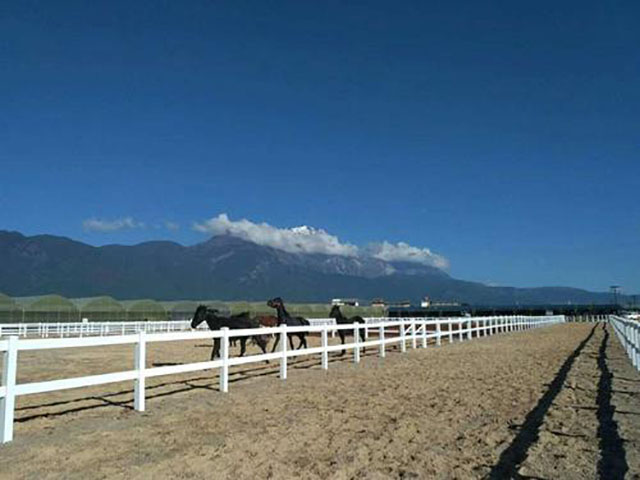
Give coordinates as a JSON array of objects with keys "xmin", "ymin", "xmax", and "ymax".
[
  {"xmin": 271, "ymin": 333, "xmax": 280, "ymax": 353},
  {"xmin": 359, "ymin": 326, "xmax": 366, "ymax": 353},
  {"xmin": 289, "ymin": 333, "xmax": 295, "ymax": 350},
  {"xmin": 212, "ymin": 338, "xmax": 221, "ymax": 360},
  {"xmin": 338, "ymin": 330, "xmax": 345, "ymax": 356},
  {"xmin": 301, "ymin": 333, "xmax": 308, "ymax": 349},
  {"xmin": 239, "ymin": 337, "xmax": 247, "ymax": 357},
  {"xmin": 256, "ymin": 336, "xmax": 270, "ymax": 363}
]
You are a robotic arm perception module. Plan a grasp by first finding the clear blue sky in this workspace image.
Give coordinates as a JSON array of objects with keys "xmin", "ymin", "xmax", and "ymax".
[{"xmin": 1, "ymin": 1, "xmax": 639, "ymax": 293}]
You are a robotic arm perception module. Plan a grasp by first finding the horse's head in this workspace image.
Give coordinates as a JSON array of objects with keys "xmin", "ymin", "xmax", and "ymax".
[
  {"xmin": 267, "ymin": 297, "xmax": 284, "ymax": 309},
  {"xmin": 191, "ymin": 305, "xmax": 211, "ymax": 329},
  {"xmin": 329, "ymin": 304, "xmax": 341, "ymax": 318}
]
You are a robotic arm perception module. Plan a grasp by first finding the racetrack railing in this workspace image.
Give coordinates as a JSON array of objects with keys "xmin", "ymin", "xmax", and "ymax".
[
  {"xmin": 0, "ymin": 320, "xmax": 196, "ymax": 338},
  {"xmin": 0, "ymin": 315, "xmax": 565, "ymax": 444},
  {"xmin": 609, "ymin": 315, "xmax": 640, "ymax": 372}
]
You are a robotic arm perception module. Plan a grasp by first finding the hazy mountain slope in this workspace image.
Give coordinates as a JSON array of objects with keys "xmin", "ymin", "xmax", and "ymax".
[{"xmin": 0, "ymin": 230, "xmax": 623, "ymax": 304}]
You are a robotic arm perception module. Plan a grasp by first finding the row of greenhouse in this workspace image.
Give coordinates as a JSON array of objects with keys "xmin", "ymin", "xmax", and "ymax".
[{"xmin": 0, "ymin": 293, "xmax": 384, "ymax": 323}]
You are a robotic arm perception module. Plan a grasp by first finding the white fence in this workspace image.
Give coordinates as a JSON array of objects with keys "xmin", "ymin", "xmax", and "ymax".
[
  {"xmin": 0, "ymin": 315, "xmax": 565, "ymax": 444},
  {"xmin": 0, "ymin": 320, "xmax": 195, "ymax": 338},
  {"xmin": 0, "ymin": 319, "xmax": 343, "ymax": 338},
  {"xmin": 565, "ymin": 314, "xmax": 610, "ymax": 323},
  {"xmin": 610, "ymin": 315, "xmax": 640, "ymax": 371}
]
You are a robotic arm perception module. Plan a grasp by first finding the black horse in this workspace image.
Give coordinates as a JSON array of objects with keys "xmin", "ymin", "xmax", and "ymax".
[
  {"xmin": 329, "ymin": 304, "xmax": 366, "ymax": 355},
  {"xmin": 266, "ymin": 297, "xmax": 309, "ymax": 352},
  {"xmin": 191, "ymin": 305, "xmax": 269, "ymax": 360}
]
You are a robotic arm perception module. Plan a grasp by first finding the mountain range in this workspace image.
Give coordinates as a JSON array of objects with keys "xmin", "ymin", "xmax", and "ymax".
[{"xmin": 0, "ymin": 230, "xmax": 626, "ymax": 305}]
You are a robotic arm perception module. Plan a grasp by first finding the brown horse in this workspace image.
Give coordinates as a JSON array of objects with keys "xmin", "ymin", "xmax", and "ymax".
[{"xmin": 255, "ymin": 315, "xmax": 278, "ymax": 327}]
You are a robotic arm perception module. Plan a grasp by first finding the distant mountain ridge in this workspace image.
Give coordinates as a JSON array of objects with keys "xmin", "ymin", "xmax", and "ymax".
[{"xmin": 0, "ymin": 230, "xmax": 626, "ymax": 304}]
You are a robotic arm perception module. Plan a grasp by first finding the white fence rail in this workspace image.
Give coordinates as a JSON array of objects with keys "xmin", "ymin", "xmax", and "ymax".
[
  {"xmin": 0, "ymin": 315, "xmax": 565, "ymax": 443},
  {"xmin": 0, "ymin": 318, "xmax": 344, "ymax": 338},
  {"xmin": 0, "ymin": 320, "xmax": 196, "ymax": 338},
  {"xmin": 610, "ymin": 315, "xmax": 640, "ymax": 372},
  {"xmin": 565, "ymin": 314, "xmax": 610, "ymax": 323}
]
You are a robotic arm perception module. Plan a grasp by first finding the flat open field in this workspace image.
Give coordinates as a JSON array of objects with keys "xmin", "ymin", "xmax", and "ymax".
[{"xmin": 1, "ymin": 324, "xmax": 639, "ymax": 479}]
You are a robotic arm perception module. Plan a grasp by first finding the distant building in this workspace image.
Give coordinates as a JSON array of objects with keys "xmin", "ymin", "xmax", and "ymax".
[
  {"xmin": 371, "ymin": 298, "xmax": 387, "ymax": 308},
  {"xmin": 421, "ymin": 296, "xmax": 460, "ymax": 308},
  {"xmin": 432, "ymin": 301, "xmax": 461, "ymax": 307},
  {"xmin": 331, "ymin": 298, "xmax": 360, "ymax": 307},
  {"xmin": 389, "ymin": 300, "xmax": 412, "ymax": 308}
]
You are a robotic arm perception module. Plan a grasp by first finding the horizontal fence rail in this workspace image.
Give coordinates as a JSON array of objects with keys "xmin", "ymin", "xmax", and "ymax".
[
  {"xmin": 610, "ymin": 315, "xmax": 640, "ymax": 372},
  {"xmin": 0, "ymin": 320, "xmax": 197, "ymax": 338},
  {"xmin": 564, "ymin": 314, "xmax": 610, "ymax": 323},
  {"xmin": 0, "ymin": 315, "xmax": 565, "ymax": 444}
]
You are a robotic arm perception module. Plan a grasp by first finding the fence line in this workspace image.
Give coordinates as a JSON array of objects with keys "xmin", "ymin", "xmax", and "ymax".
[
  {"xmin": 0, "ymin": 315, "xmax": 563, "ymax": 339},
  {"xmin": 0, "ymin": 319, "xmax": 346, "ymax": 338},
  {"xmin": 610, "ymin": 315, "xmax": 640, "ymax": 372},
  {"xmin": 565, "ymin": 314, "xmax": 610, "ymax": 323},
  {"xmin": 0, "ymin": 315, "xmax": 565, "ymax": 444}
]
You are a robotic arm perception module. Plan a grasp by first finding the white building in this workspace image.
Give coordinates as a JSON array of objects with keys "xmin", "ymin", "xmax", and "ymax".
[{"xmin": 331, "ymin": 298, "xmax": 360, "ymax": 307}]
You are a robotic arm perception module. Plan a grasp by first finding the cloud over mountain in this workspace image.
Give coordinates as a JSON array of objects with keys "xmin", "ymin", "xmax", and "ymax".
[
  {"xmin": 193, "ymin": 213, "xmax": 448, "ymax": 269},
  {"xmin": 193, "ymin": 214, "xmax": 359, "ymax": 257},
  {"xmin": 82, "ymin": 217, "xmax": 145, "ymax": 232},
  {"xmin": 367, "ymin": 241, "xmax": 449, "ymax": 269}
]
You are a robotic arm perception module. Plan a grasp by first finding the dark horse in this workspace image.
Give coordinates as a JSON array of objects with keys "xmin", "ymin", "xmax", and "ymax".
[
  {"xmin": 267, "ymin": 297, "xmax": 309, "ymax": 352},
  {"xmin": 191, "ymin": 305, "xmax": 269, "ymax": 360},
  {"xmin": 329, "ymin": 304, "xmax": 366, "ymax": 355}
]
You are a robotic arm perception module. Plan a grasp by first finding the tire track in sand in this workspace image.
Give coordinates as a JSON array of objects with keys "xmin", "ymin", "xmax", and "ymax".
[{"xmin": 486, "ymin": 324, "xmax": 598, "ymax": 479}]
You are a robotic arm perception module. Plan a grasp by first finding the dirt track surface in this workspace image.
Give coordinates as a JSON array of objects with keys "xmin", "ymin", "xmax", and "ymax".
[{"xmin": 1, "ymin": 324, "xmax": 638, "ymax": 479}]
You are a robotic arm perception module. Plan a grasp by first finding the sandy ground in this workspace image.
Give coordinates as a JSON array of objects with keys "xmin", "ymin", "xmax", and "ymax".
[{"xmin": 0, "ymin": 323, "xmax": 638, "ymax": 479}]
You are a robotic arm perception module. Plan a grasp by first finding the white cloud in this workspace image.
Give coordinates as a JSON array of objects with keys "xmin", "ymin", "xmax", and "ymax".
[
  {"xmin": 193, "ymin": 213, "xmax": 449, "ymax": 269},
  {"xmin": 193, "ymin": 214, "xmax": 359, "ymax": 256},
  {"xmin": 367, "ymin": 241, "xmax": 449, "ymax": 269},
  {"xmin": 82, "ymin": 217, "xmax": 145, "ymax": 232},
  {"xmin": 164, "ymin": 221, "xmax": 180, "ymax": 231}
]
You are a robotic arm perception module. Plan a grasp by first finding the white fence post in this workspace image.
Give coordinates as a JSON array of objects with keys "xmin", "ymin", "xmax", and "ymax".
[
  {"xmin": 379, "ymin": 324, "xmax": 386, "ymax": 358},
  {"xmin": 411, "ymin": 320, "xmax": 417, "ymax": 349},
  {"xmin": 354, "ymin": 324, "xmax": 360, "ymax": 363},
  {"xmin": 633, "ymin": 322, "xmax": 639, "ymax": 370},
  {"xmin": 634, "ymin": 323, "xmax": 639, "ymax": 370},
  {"xmin": 400, "ymin": 320, "xmax": 407, "ymax": 353},
  {"xmin": 220, "ymin": 327, "xmax": 229, "ymax": 392},
  {"xmin": 280, "ymin": 324, "xmax": 287, "ymax": 380},
  {"xmin": 421, "ymin": 320, "xmax": 427, "ymax": 348},
  {"xmin": 467, "ymin": 319, "xmax": 472, "ymax": 341},
  {"xmin": 436, "ymin": 320, "xmax": 441, "ymax": 346},
  {"xmin": 134, "ymin": 331, "xmax": 146, "ymax": 411},
  {"xmin": 322, "ymin": 325, "xmax": 329, "ymax": 370},
  {"xmin": 1, "ymin": 336, "xmax": 18, "ymax": 443}
]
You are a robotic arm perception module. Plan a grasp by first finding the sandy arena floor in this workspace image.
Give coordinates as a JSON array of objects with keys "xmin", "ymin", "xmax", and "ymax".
[{"xmin": 0, "ymin": 323, "xmax": 638, "ymax": 479}]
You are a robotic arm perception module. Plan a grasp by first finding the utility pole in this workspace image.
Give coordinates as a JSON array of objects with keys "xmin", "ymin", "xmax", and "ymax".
[{"xmin": 610, "ymin": 285, "xmax": 621, "ymax": 306}]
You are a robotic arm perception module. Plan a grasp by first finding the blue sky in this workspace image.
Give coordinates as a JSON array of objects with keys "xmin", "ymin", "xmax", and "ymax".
[{"xmin": 1, "ymin": 1, "xmax": 639, "ymax": 293}]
